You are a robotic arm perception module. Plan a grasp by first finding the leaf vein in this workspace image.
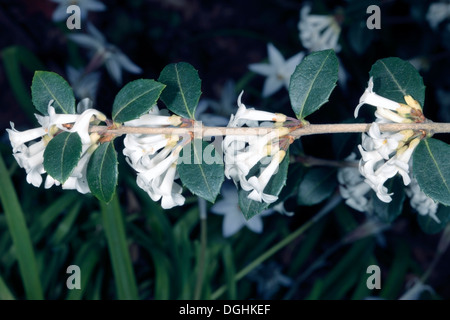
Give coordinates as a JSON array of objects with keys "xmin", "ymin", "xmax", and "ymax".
[
  {"xmin": 380, "ymin": 60, "xmax": 407, "ymax": 97},
  {"xmin": 299, "ymin": 51, "xmax": 332, "ymax": 118},
  {"xmin": 194, "ymin": 144, "xmax": 213, "ymax": 198},
  {"xmin": 175, "ymin": 64, "xmax": 194, "ymax": 119},
  {"xmin": 37, "ymin": 73, "xmax": 68, "ymax": 114},
  {"xmin": 114, "ymin": 86, "xmax": 160, "ymax": 120}
]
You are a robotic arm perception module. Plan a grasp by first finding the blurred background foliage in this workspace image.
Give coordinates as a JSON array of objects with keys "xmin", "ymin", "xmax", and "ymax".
[{"xmin": 0, "ymin": 0, "xmax": 449, "ymax": 300}]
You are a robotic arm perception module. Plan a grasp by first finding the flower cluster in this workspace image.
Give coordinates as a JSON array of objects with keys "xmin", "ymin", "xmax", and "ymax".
[
  {"xmin": 122, "ymin": 106, "xmax": 187, "ymax": 209},
  {"xmin": 7, "ymin": 99, "xmax": 106, "ymax": 192},
  {"xmin": 248, "ymin": 44, "xmax": 304, "ymax": 97},
  {"xmin": 355, "ymin": 77, "xmax": 425, "ymax": 203},
  {"xmin": 337, "ymin": 153, "xmax": 372, "ymax": 212},
  {"xmin": 406, "ymin": 178, "xmax": 440, "ymax": 223},
  {"xmin": 67, "ymin": 66, "xmax": 101, "ymax": 101},
  {"xmin": 298, "ymin": 3, "xmax": 342, "ymax": 53},
  {"xmin": 426, "ymin": 1, "xmax": 450, "ymax": 30},
  {"xmin": 223, "ymin": 92, "xmax": 293, "ymax": 204},
  {"xmin": 68, "ymin": 24, "xmax": 142, "ymax": 85}
]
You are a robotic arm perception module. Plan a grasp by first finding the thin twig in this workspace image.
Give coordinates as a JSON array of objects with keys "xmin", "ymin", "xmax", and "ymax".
[
  {"xmin": 295, "ymin": 155, "xmax": 359, "ymax": 168},
  {"xmin": 90, "ymin": 122, "xmax": 450, "ymax": 137}
]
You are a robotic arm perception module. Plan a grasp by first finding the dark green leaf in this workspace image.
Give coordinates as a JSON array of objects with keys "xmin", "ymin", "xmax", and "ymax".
[
  {"xmin": 158, "ymin": 62, "xmax": 202, "ymax": 119},
  {"xmin": 417, "ymin": 205, "xmax": 450, "ymax": 234},
  {"xmin": 43, "ymin": 132, "xmax": 82, "ymax": 184},
  {"xmin": 31, "ymin": 71, "xmax": 75, "ymax": 115},
  {"xmin": 413, "ymin": 138, "xmax": 450, "ymax": 206},
  {"xmin": 369, "ymin": 57, "xmax": 426, "ymax": 106},
  {"xmin": 372, "ymin": 176, "xmax": 405, "ymax": 223},
  {"xmin": 178, "ymin": 140, "xmax": 224, "ymax": 203},
  {"xmin": 297, "ymin": 167, "xmax": 337, "ymax": 206},
  {"xmin": 239, "ymin": 150, "xmax": 290, "ymax": 220},
  {"xmin": 112, "ymin": 79, "xmax": 166, "ymax": 123},
  {"xmin": 289, "ymin": 49, "xmax": 338, "ymax": 120},
  {"xmin": 87, "ymin": 142, "xmax": 118, "ymax": 203}
]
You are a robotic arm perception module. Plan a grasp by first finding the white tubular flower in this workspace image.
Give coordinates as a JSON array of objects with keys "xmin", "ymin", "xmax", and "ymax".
[
  {"xmin": 68, "ymin": 24, "xmax": 142, "ymax": 84},
  {"xmin": 133, "ymin": 144, "xmax": 185, "ymax": 209},
  {"xmin": 51, "ymin": 0, "xmax": 106, "ymax": 22},
  {"xmin": 43, "ymin": 106, "xmax": 105, "ymax": 192},
  {"xmin": 152, "ymin": 164, "xmax": 185, "ymax": 209},
  {"xmin": 8, "ymin": 99, "xmax": 105, "ymax": 191},
  {"xmin": 122, "ymin": 109, "xmax": 186, "ymax": 209},
  {"xmin": 337, "ymin": 153, "xmax": 372, "ymax": 212},
  {"xmin": 124, "ymin": 134, "xmax": 170, "ymax": 166},
  {"xmin": 364, "ymin": 123, "xmax": 412, "ymax": 160},
  {"xmin": 243, "ymin": 150, "xmax": 286, "ymax": 204},
  {"xmin": 226, "ymin": 130, "xmax": 281, "ymax": 180},
  {"xmin": 68, "ymin": 108, "xmax": 106, "ymax": 144},
  {"xmin": 426, "ymin": 2, "xmax": 450, "ymax": 30},
  {"xmin": 406, "ymin": 178, "xmax": 440, "ymax": 223},
  {"xmin": 6, "ymin": 124, "xmax": 46, "ymax": 153},
  {"xmin": 229, "ymin": 91, "xmax": 287, "ymax": 127},
  {"xmin": 354, "ymin": 76, "xmax": 426, "ymax": 203},
  {"xmin": 138, "ymin": 146, "xmax": 181, "ymax": 183},
  {"xmin": 223, "ymin": 92, "xmax": 290, "ymax": 204},
  {"xmin": 354, "ymin": 77, "xmax": 403, "ymax": 118},
  {"xmin": 125, "ymin": 114, "xmax": 182, "ymax": 127},
  {"xmin": 248, "ymin": 43, "xmax": 304, "ymax": 97},
  {"xmin": 123, "ymin": 108, "xmax": 182, "ymax": 167},
  {"xmin": 61, "ymin": 141, "xmax": 99, "ymax": 194},
  {"xmin": 35, "ymin": 100, "xmax": 102, "ymax": 137},
  {"xmin": 7, "ymin": 116, "xmax": 52, "ymax": 188},
  {"xmin": 298, "ymin": 3, "xmax": 342, "ymax": 52},
  {"xmin": 12, "ymin": 140, "xmax": 46, "ymax": 188},
  {"xmin": 361, "ymin": 138, "xmax": 420, "ymax": 203},
  {"xmin": 374, "ymin": 107, "xmax": 411, "ymax": 124}
]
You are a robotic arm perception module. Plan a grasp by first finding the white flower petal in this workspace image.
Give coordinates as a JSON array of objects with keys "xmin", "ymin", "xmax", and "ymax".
[
  {"xmin": 267, "ymin": 43, "xmax": 285, "ymax": 69},
  {"xmin": 52, "ymin": 5, "xmax": 69, "ymax": 22},
  {"xmin": 115, "ymin": 51, "xmax": 142, "ymax": 74},
  {"xmin": 262, "ymin": 75, "xmax": 284, "ymax": 97},
  {"xmin": 105, "ymin": 58, "xmax": 123, "ymax": 84},
  {"xmin": 249, "ymin": 63, "xmax": 275, "ymax": 77}
]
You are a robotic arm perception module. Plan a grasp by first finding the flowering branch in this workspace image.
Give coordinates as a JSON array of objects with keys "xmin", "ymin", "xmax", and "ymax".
[
  {"xmin": 90, "ymin": 121, "xmax": 450, "ymax": 137},
  {"xmin": 9, "ymin": 54, "xmax": 450, "ymax": 227}
]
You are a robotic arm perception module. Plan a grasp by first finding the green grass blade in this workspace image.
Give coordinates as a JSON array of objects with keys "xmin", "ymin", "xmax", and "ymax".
[
  {"xmin": 222, "ymin": 244, "xmax": 237, "ymax": 300},
  {"xmin": 0, "ymin": 154, "xmax": 43, "ymax": 299},
  {"xmin": 30, "ymin": 193, "xmax": 77, "ymax": 243},
  {"xmin": 1, "ymin": 46, "xmax": 44, "ymax": 122},
  {"xmin": 100, "ymin": 195, "xmax": 139, "ymax": 300},
  {"xmin": 380, "ymin": 240, "xmax": 410, "ymax": 300},
  {"xmin": 66, "ymin": 240, "xmax": 101, "ymax": 300},
  {"xmin": 51, "ymin": 200, "xmax": 82, "ymax": 244},
  {"xmin": 0, "ymin": 273, "xmax": 15, "ymax": 300}
]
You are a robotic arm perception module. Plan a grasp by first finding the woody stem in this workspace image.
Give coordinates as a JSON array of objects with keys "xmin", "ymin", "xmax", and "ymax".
[{"xmin": 90, "ymin": 122, "xmax": 450, "ymax": 137}]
